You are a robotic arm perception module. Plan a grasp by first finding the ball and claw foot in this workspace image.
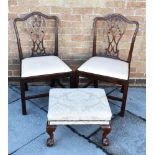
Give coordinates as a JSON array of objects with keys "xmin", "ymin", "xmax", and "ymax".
[
  {"xmin": 46, "ymin": 123, "xmax": 56, "ymax": 147},
  {"xmin": 102, "ymin": 137, "xmax": 109, "ymax": 146},
  {"xmin": 47, "ymin": 137, "xmax": 54, "ymax": 147},
  {"xmin": 101, "ymin": 125, "xmax": 111, "ymax": 146}
]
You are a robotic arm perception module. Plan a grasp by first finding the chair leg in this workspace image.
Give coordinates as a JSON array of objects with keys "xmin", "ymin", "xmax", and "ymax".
[
  {"xmin": 76, "ymin": 73, "xmax": 79, "ymax": 88},
  {"xmin": 73, "ymin": 71, "xmax": 79, "ymax": 88},
  {"xmin": 20, "ymin": 80, "xmax": 27, "ymax": 115},
  {"xmin": 120, "ymin": 83, "xmax": 128, "ymax": 117},
  {"xmin": 120, "ymin": 85, "xmax": 124, "ymax": 93},
  {"xmin": 94, "ymin": 80, "xmax": 98, "ymax": 88},
  {"xmin": 25, "ymin": 83, "xmax": 28, "ymax": 91},
  {"xmin": 46, "ymin": 123, "xmax": 56, "ymax": 147},
  {"xmin": 101, "ymin": 125, "xmax": 111, "ymax": 146},
  {"xmin": 50, "ymin": 79, "xmax": 56, "ymax": 87},
  {"xmin": 70, "ymin": 72, "xmax": 74, "ymax": 88}
]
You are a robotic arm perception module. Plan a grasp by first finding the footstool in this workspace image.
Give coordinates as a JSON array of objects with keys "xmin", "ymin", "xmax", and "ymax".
[{"xmin": 46, "ymin": 88, "xmax": 112, "ymax": 147}]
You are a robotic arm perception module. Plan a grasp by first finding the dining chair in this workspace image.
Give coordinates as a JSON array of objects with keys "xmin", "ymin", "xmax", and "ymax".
[
  {"xmin": 14, "ymin": 12, "xmax": 72, "ymax": 115},
  {"xmin": 76, "ymin": 14, "xmax": 139, "ymax": 117}
]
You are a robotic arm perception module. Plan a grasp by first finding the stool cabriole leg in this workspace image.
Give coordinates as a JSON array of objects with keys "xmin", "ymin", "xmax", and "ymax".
[
  {"xmin": 46, "ymin": 122, "xmax": 56, "ymax": 147},
  {"xmin": 101, "ymin": 125, "xmax": 111, "ymax": 146}
]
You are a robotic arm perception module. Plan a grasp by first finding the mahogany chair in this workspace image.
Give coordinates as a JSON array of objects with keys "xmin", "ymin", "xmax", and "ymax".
[
  {"xmin": 14, "ymin": 12, "xmax": 72, "ymax": 115},
  {"xmin": 76, "ymin": 14, "xmax": 139, "ymax": 117}
]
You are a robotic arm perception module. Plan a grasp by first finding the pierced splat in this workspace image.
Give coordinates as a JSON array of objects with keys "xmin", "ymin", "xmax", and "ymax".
[
  {"xmin": 103, "ymin": 17, "xmax": 127, "ymax": 58},
  {"xmin": 25, "ymin": 15, "xmax": 48, "ymax": 56}
]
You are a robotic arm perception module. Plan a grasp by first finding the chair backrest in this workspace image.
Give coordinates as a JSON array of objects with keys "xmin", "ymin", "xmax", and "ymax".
[
  {"xmin": 13, "ymin": 12, "xmax": 59, "ymax": 60},
  {"xmin": 92, "ymin": 14, "xmax": 139, "ymax": 63}
]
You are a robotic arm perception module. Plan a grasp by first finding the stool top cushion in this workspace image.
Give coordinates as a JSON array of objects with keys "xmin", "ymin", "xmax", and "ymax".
[{"xmin": 47, "ymin": 88, "xmax": 112, "ymax": 124}]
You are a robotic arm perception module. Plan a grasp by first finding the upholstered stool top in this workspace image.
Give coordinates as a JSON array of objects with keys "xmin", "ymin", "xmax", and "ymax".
[{"xmin": 47, "ymin": 88, "xmax": 112, "ymax": 125}]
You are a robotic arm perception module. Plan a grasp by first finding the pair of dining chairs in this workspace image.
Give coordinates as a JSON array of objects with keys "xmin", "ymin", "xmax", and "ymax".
[{"xmin": 13, "ymin": 12, "xmax": 139, "ymax": 117}]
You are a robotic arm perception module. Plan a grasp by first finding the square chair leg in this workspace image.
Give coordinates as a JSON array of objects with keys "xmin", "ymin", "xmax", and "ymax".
[
  {"xmin": 120, "ymin": 83, "xmax": 129, "ymax": 117},
  {"xmin": 75, "ymin": 71, "xmax": 79, "ymax": 88},
  {"xmin": 120, "ymin": 85, "xmax": 124, "ymax": 93},
  {"xmin": 101, "ymin": 124, "xmax": 112, "ymax": 146},
  {"xmin": 20, "ymin": 80, "xmax": 27, "ymax": 115},
  {"xmin": 50, "ymin": 79, "xmax": 56, "ymax": 87},
  {"xmin": 93, "ymin": 80, "xmax": 98, "ymax": 88},
  {"xmin": 46, "ymin": 122, "xmax": 56, "ymax": 147},
  {"xmin": 24, "ymin": 83, "xmax": 28, "ymax": 91}
]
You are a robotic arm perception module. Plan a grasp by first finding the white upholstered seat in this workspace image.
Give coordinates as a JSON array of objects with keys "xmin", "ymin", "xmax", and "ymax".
[
  {"xmin": 78, "ymin": 56, "xmax": 129, "ymax": 80},
  {"xmin": 22, "ymin": 56, "xmax": 72, "ymax": 77},
  {"xmin": 47, "ymin": 88, "xmax": 112, "ymax": 125}
]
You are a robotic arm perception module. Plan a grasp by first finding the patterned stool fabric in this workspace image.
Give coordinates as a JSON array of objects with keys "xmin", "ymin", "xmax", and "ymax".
[{"xmin": 46, "ymin": 88, "xmax": 112, "ymax": 147}]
